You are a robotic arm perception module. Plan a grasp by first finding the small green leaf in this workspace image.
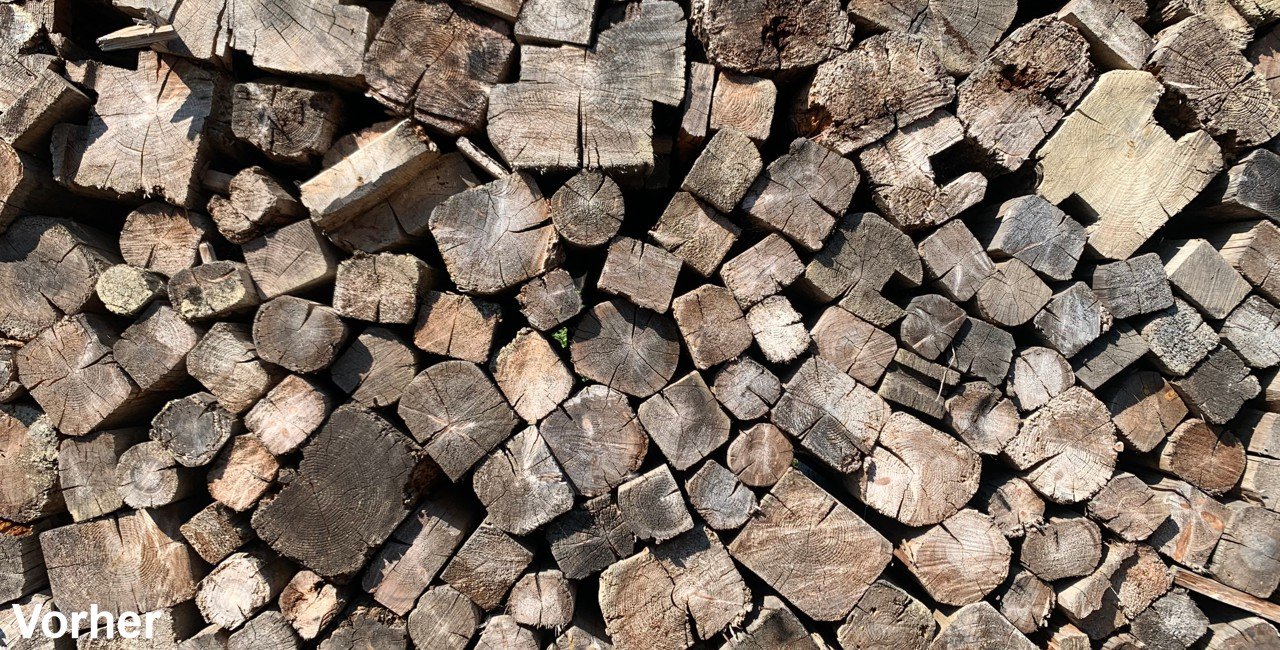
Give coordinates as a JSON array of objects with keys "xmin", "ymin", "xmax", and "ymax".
[{"xmin": 552, "ymin": 326, "xmax": 570, "ymax": 349}]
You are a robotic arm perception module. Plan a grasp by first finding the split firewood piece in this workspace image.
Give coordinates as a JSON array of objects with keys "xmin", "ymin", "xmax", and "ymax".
[
  {"xmin": 597, "ymin": 237, "xmax": 681, "ymax": 313},
  {"xmin": 58, "ymin": 428, "xmax": 144, "ymax": 522},
  {"xmin": 244, "ymin": 224, "xmax": 338, "ymax": 302},
  {"xmin": 281, "ymin": 571, "xmax": 347, "ymax": 641},
  {"xmin": 513, "ymin": 0, "xmax": 593, "ymax": 44},
  {"xmin": 1163, "ymin": 238, "xmax": 1251, "ymax": 320},
  {"xmin": 548, "ymin": 170, "xmax": 623, "ymax": 248},
  {"xmin": 1036, "ymin": 70, "xmax": 1221, "ymax": 260},
  {"xmin": 1201, "ymin": 616, "xmax": 1280, "ymax": 648},
  {"xmin": 877, "ymin": 362, "xmax": 950, "ymax": 419},
  {"xmin": 398, "ymin": 360, "xmax": 516, "ymax": 481},
  {"xmin": 638, "ymin": 371, "xmax": 730, "ymax": 471},
  {"xmin": 96, "ymin": 265, "xmax": 164, "ymax": 317},
  {"xmin": 1207, "ymin": 500, "xmax": 1280, "ymax": 597},
  {"xmin": 900, "ymin": 294, "xmax": 965, "ymax": 361},
  {"xmin": 1057, "ymin": 542, "xmax": 1171, "ymax": 639},
  {"xmin": 1072, "ymin": 322, "xmax": 1150, "ymax": 390},
  {"xmin": 168, "ymin": 262, "xmax": 260, "ymax": 322},
  {"xmin": 837, "ymin": 580, "xmax": 935, "ymax": 649},
  {"xmin": 1129, "ymin": 589, "xmax": 1208, "ymax": 650},
  {"xmin": 301, "ymin": 120, "xmax": 440, "ymax": 231},
  {"xmin": 0, "ymin": 68, "xmax": 89, "ymax": 154},
  {"xmin": 516, "ymin": 270, "xmax": 581, "ymax": 332},
  {"xmin": 245, "ymin": 375, "xmax": 332, "ymax": 455},
  {"xmin": 1008, "ymin": 347, "xmax": 1074, "ymax": 412},
  {"xmin": 326, "ymin": 153, "xmax": 480, "ymax": 253},
  {"xmin": 978, "ymin": 196, "xmax": 1086, "ymax": 281},
  {"xmin": 541, "ymin": 385, "xmax": 648, "ymax": 497},
  {"xmin": 1150, "ymin": 16, "xmax": 1279, "ymax": 148},
  {"xmin": 508, "ymin": 571, "xmax": 574, "ymax": 629},
  {"xmin": 601, "ymin": 526, "xmax": 750, "ymax": 649},
  {"xmin": 617, "ymin": 465, "xmax": 694, "ymax": 542},
  {"xmin": 997, "ymin": 569, "xmax": 1055, "ymax": 635},
  {"xmin": 772, "ymin": 356, "xmax": 891, "ymax": 473},
  {"xmin": 230, "ymin": 80, "xmax": 343, "ymax": 165},
  {"xmin": 731, "ymin": 469, "xmax": 889, "ymax": 621},
  {"xmin": 944, "ymin": 381, "xmax": 1020, "ymax": 456},
  {"xmin": 413, "ymin": 291, "xmax": 501, "ymax": 364},
  {"xmin": 362, "ymin": 492, "xmax": 475, "ymax": 616},
  {"xmin": 52, "ymin": 53, "xmax": 217, "ymax": 207},
  {"xmin": 570, "ymin": 299, "xmax": 679, "ymax": 397},
  {"xmin": 978, "ymin": 474, "xmax": 1045, "ymax": 538},
  {"xmin": 1140, "ymin": 299, "xmax": 1219, "ymax": 376},
  {"xmin": 546, "ymin": 494, "xmax": 635, "ymax": 579},
  {"xmin": 207, "ymin": 435, "xmax": 278, "ymax": 512},
  {"xmin": 720, "ymin": 235, "xmax": 803, "ymax": 309},
  {"xmin": 950, "ymin": 317, "xmax": 1016, "ymax": 385},
  {"xmin": 1242, "ymin": 454, "xmax": 1280, "ymax": 510},
  {"xmin": 678, "ymin": 62, "xmax": 716, "ymax": 155},
  {"xmin": 117, "ymin": 203, "xmax": 213, "ymax": 279},
  {"xmin": 1240, "ymin": 408, "xmax": 1280, "ymax": 458},
  {"xmin": 0, "ymin": 215, "xmax": 118, "ymax": 341},
  {"xmin": 0, "ymin": 520, "xmax": 47, "ymax": 604},
  {"xmin": 680, "ymin": 128, "xmax": 761, "ymax": 215},
  {"xmin": 487, "ymin": 0, "xmax": 685, "ymax": 173},
  {"xmin": 41, "ymin": 507, "xmax": 201, "ymax": 616},
  {"xmin": 810, "ymin": 306, "xmax": 897, "ymax": 386},
  {"xmin": 1092, "ymin": 253, "xmax": 1175, "ymax": 319},
  {"xmin": 430, "ymin": 172, "xmax": 557, "ymax": 295},
  {"xmin": 1214, "ymin": 221, "xmax": 1280, "ymax": 303},
  {"xmin": 1148, "ymin": 477, "xmax": 1228, "ymax": 571},
  {"xmin": 16, "ymin": 314, "xmax": 147, "ymax": 435},
  {"xmin": 196, "ymin": 551, "xmax": 293, "ymax": 630},
  {"xmin": 1202, "ymin": 149, "xmax": 1280, "ymax": 221},
  {"xmin": 690, "ymin": 0, "xmax": 850, "ymax": 73},
  {"xmin": 930, "ymin": 602, "xmax": 1036, "ymax": 650},
  {"xmin": 230, "ymin": 610, "xmax": 302, "ymax": 648},
  {"xmin": 1003, "ymin": 386, "xmax": 1119, "ymax": 503},
  {"xmin": 975, "ymin": 260, "xmax": 1052, "ymax": 328},
  {"xmin": 1033, "ymin": 284, "xmax": 1112, "ymax": 359},
  {"xmin": 801, "ymin": 212, "xmax": 922, "ymax": 310},
  {"xmin": 726, "ymin": 595, "xmax": 820, "ymax": 650},
  {"xmin": 489, "ymin": 329, "xmax": 571, "ymax": 423},
  {"xmin": 1152, "ymin": 419, "xmax": 1246, "ymax": 495},
  {"xmin": 441, "ymin": 521, "xmax": 533, "ymax": 610},
  {"xmin": 476, "ymin": 618, "xmax": 540, "ymax": 650},
  {"xmin": 330, "ymin": 327, "xmax": 418, "ymax": 408},
  {"xmin": 207, "ymin": 167, "xmax": 306, "ymax": 245},
  {"xmin": 709, "ymin": 73, "xmax": 775, "ymax": 142},
  {"xmin": 1057, "ymin": 0, "xmax": 1154, "ymax": 70},
  {"xmin": 253, "ymin": 405, "xmax": 428, "ymax": 581},
  {"xmin": 741, "ymin": 138, "xmax": 857, "ymax": 252},
  {"xmin": 473, "ymin": 426, "xmax": 573, "ymax": 536},
  {"xmin": 1087, "ymin": 473, "xmax": 1170, "ymax": 542},
  {"xmin": 651, "ymin": 192, "xmax": 740, "ymax": 277},
  {"xmin": 1173, "ymin": 346, "xmax": 1261, "ymax": 424},
  {"xmin": 253, "ymin": 296, "xmax": 349, "ymax": 374},
  {"xmin": 897, "ymin": 509, "xmax": 1012, "ymax": 607},
  {"xmin": 795, "ymin": 32, "xmax": 954, "ymax": 154},
  {"xmin": 116, "ymin": 440, "xmax": 196, "ymax": 509},
  {"xmin": 1, "ymin": 141, "xmax": 88, "ymax": 237},
  {"xmin": 687, "ymin": 461, "xmax": 755, "ymax": 531},
  {"xmin": 859, "ymin": 110, "xmax": 987, "ymax": 233},
  {"xmin": 711, "ymin": 358, "xmax": 781, "ymax": 421},
  {"xmin": 181, "ymin": 503, "xmax": 253, "ymax": 565},
  {"xmin": 407, "ymin": 585, "xmax": 481, "ymax": 650},
  {"xmin": 957, "ymin": 17, "xmax": 1094, "ymax": 173},
  {"xmin": 852, "ymin": 412, "xmax": 981, "ymax": 527},
  {"xmin": 917, "ymin": 220, "xmax": 996, "ymax": 302},
  {"xmin": 0, "ymin": 405, "xmax": 60, "ymax": 523},
  {"xmin": 365, "ymin": 0, "xmax": 512, "ymax": 136},
  {"xmin": 849, "ymin": 0, "xmax": 1017, "ymax": 74},
  {"xmin": 746, "ymin": 296, "xmax": 808, "ymax": 364},
  {"xmin": 1021, "ymin": 515, "xmax": 1104, "ymax": 581},
  {"xmin": 151, "ymin": 392, "xmax": 240, "ymax": 468}
]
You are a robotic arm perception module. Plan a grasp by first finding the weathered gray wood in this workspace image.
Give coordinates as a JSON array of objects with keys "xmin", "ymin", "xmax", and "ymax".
[
  {"xmin": 651, "ymin": 192, "xmax": 740, "ymax": 277},
  {"xmin": 1022, "ymin": 515, "xmax": 1103, "ymax": 581},
  {"xmin": 180, "ymin": 502, "xmax": 253, "ymax": 565},
  {"xmin": 719, "ymin": 235, "xmax": 803, "ymax": 310},
  {"xmin": 742, "ymin": 138, "xmax": 857, "ymax": 252},
  {"xmin": 680, "ymin": 128, "xmax": 761, "ymax": 215},
  {"xmin": 1057, "ymin": 0, "xmax": 1154, "ymax": 69},
  {"xmin": 1007, "ymin": 347, "xmax": 1073, "ymax": 412},
  {"xmin": 1087, "ymin": 472, "xmax": 1170, "ymax": 542},
  {"xmin": 1241, "ymin": 454, "xmax": 1280, "ymax": 510},
  {"xmin": 687, "ymin": 460, "xmax": 755, "ymax": 531},
  {"xmin": 1130, "ymin": 588, "xmax": 1208, "ymax": 650},
  {"xmin": 548, "ymin": 170, "xmax": 623, "ymax": 248},
  {"xmin": 900, "ymin": 294, "xmax": 965, "ymax": 361},
  {"xmin": 58, "ymin": 428, "xmax": 143, "ymax": 522},
  {"xmin": 1140, "ymin": 298, "xmax": 1219, "ymax": 376},
  {"xmin": 0, "ymin": 405, "xmax": 60, "ymax": 524},
  {"xmin": 930, "ymin": 601, "xmax": 1036, "ymax": 650},
  {"xmin": 1212, "ymin": 221, "xmax": 1280, "ymax": 305},
  {"xmin": 1072, "ymin": 322, "xmax": 1150, "ymax": 391},
  {"xmin": 491, "ymin": 329, "xmax": 572, "ymax": 423},
  {"xmin": 772, "ymin": 356, "xmax": 891, "ymax": 473},
  {"xmin": 252, "ymin": 296, "xmax": 349, "ymax": 374},
  {"xmin": 617, "ymin": 465, "xmax": 694, "ymax": 542},
  {"xmin": 116, "ymin": 439, "xmax": 197, "ymax": 509},
  {"xmin": 509, "ymin": 571, "xmax": 575, "ymax": 629},
  {"xmin": 398, "ymin": 360, "xmax": 516, "ymax": 481},
  {"xmin": 945, "ymin": 381, "xmax": 1020, "ymax": 456},
  {"xmin": 597, "ymin": 237, "xmax": 681, "ymax": 313},
  {"xmin": 517, "ymin": 269, "xmax": 582, "ymax": 331},
  {"xmin": 514, "ymin": 0, "xmax": 593, "ymax": 44},
  {"xmin": 473, "ymin": 426, "xmax": 572, "ymax": 536},
  {"xmin": 209, "ymin": 167, "xmax": 307, "ymax": 245},
  {"xmin": 168, "ymin": 261, "xmax": 260, "ymax": 322},
  {"xmin": 570, "ymin": 299, "xmax": 680, "ymax": 397},
  {"xmin": 997, "ymin": 568, "xmax": 1055, "ymax": 635},
  {"xmin": 1174, "ymin": 345, "xmax": 1261, "ymax": 424},
  {"xmin": 917, "ymin": 220, "xmax": 995, "ymax": 303},
  {"xmin": 0, "ymin": 215, "xmax": 118, "ymax": 342},
  {"xmin": 546, "ymin": 494, "xmax": 634, "ymax": 579},
  {"xmin": 245, "ymin": 375, "xmax": 332, "ymax": 455},
  {"xmin": 1201, "ymin": 149, "xmax": 1280, "ymax": 222},
  {"xmin": 441, "ymin": 521, "xmax": 533, "ymax": 610},
  {"xmin": 678, "ymin": 61, "xmax": 716, "ymax": 156},
  {"xmin": 151, "ymin": 392, "xmax": 240, "ymax": 468},
  {"xmin": 728, "ymin": 595, "xmax": 823, "ymax": 650},
  {"xmin": 1163, "ymin": 238, "xmax": 1251, "ymax": 320},
  {"xmin": 244, "ymin": 221, "xmax": 340, "ymax": 301},
  {"xmin": 801, "ymin": 213, "xmax": 922, "ymax": 314},
  {"xmin": 746, "ymin": 296, "xmax": 808, "ymax": 364},
  {"xmin": 977, "ymin": 474, "xmax": 1045, "ymax": 538},
  {"xmin": 974, "ymin": 259, "xmax": 1051, "ymax": 327},
  {"xmin": 1032, "ymin": 282, "xmax": 1112, "ymax": 358},
  {"xmin": 407, "ymin": 585, "xmax": 480, "ymax": 650},
  {"xmin": 690, "ymin": 0, "xmax": 851, "ymax": 73},
  {"xmin": 541, "ymin": 385, "xmax": 648, "ymax": 497},
  {"xmin": 1149, "ymin": 477, "xmax": 1228, "ymax": 571},
  {"xmin": 709, "ymin": 72, "xmax": 776, "ymax": 142},
  {"xmin": 837, "ymin": 579, "xmax": 935, "ymax": 650},
  {"xmin": 810, "ymin": 306, "xmax": 897, "ymax": 386},
  {"xmin": 1057, "ymin": 542, "xmax": 1171, "ymax": 639},
  {"xmin": 0, "ymin": 520, "xmax": 46, "ymax": 605},
  {"xmin": 362, "ymin": 492, "xmax": 476, "ymax": 616},
  {"xmin": 412, "ymin": 291, "xmax": 502, "ymax": 364},
  {"xmin": 1222, "ymin": 295, "xmax": 1280, "ymax": 368},
  {"xmin": 1106, "ymin": 371, "xmax": 1187, "ymax": 452},
  {"xmin": 330, "ymin": 327, "xmax": 418, "ymax": 408},
  {"xmin": 1154, "ymin": 418, "xmax": 1246, "ymax": 495},
  {"xmin": 852, "ymin": 412, "xmax": 981, "ymax": 526},
  {"xmin": 638, "ymin": 371, "xmax": 730, "ymax": 471},
  {"xmin": 230, "ymin": 610, "xmax": 301, "ymax": 650},
  {"xmin": 1202, "ymin": 617, "xmax": 1280, "ymax": 649},
  {"xmin": 1240, "ymin": 408, "xmax": 1280, "ymax": 458},
  {"xmin": 897, "ymin": 509, "xmax": 1012, "ymax": 606},
  {"xmin": 950, "ymin": 317, "xmax": 1015, "ymax": 385},
  {"xmin": 670, "ymin": 284, "xmax": 753, "ymax": 370},
  {"xmin": 230, "ymin": 80, "xmax": 342, "ymax": 165},
  {"xmin": 0, "ymin": 68, "xmax": 89, "ymax": 154},
  {"xmin": 331, "ymin": 253, "xmax": 433, "ymax": 325},
  {"xmin": 1003, "ymin": 386, "xmax": 1118, "ymax": 503},
  {"xmin": 711, "ymin": 357, "xmax": 781, "ymax": 420},
  {"xmin": 119, "ymin": 202, "xmax": 214, "ymax": 278},
  {"xmin": 1207, "ymin": 500, "xmax": 1280, "ymax": 597}
]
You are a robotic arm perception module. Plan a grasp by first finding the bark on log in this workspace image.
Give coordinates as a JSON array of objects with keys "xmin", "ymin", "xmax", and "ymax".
[
  {"xmin": 0, "ymin": 405, "xmax": 60, "ymax": 524},
  {"xmin": 150, "ymin": 392, "xmax": 240, "ymax": 468}
]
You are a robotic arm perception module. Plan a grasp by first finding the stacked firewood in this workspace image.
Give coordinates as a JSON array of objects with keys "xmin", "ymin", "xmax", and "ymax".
[{"xmin": 3, "ymin": 0, "xmax": 1280, "ymax": 647}]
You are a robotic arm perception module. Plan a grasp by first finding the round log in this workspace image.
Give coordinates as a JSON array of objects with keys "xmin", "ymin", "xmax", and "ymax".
[
  {"xmin": 115, "ymin": 440, "xmax": 196, "ymax": 509},
  {"xmin": 195, "ymin": 551, "xmax": 293, "ymax": 630},
  {"xmin": 1002, "ymin": 386, "xmax": 1118, "ymax": 503},
  {"xmin": 852, "ymin": 412, "xmax": 981, "ymax": 526},
  {"xmin": 570, "ymin": 299, "xmax": 680, "ymax": 398},
  {"xmin": 507, "ymin": 571, "xmax": 575, "ymax": 629},
  {"xmin": 150, "ymin": 392, "xmax": 240, "ymax": 467},
  {"xmin": 119, "ymin": 202, "xmax": 212, "ymax": 277},
  {"xmin": 95, "ymin": 264, "xmax": 165, "ymax": 316},
  {"xmin": 407, "ymin": 585, "xmax": 480, "ymax": 650},
  {"xmin": 726, "ymin": 423, "xmax": 792, "ymax": 488},
  {"xmin": 548, "ymin": 169, "xmax": 623, "ymax": 248},
  {"xmin": 1007, "ymin": 346, "xmax": 1074, "ymax": 412},
  {"xmin": 1021, "ymin": 515, "xmax": 1103, "ymax": 582},
  {"xmin": 943, "ymin": 381, "xmax": 1020, "ymax": 456},
  {"xmin": 398, "ymin": 360, "xmax": 517, "ymax": 481}
]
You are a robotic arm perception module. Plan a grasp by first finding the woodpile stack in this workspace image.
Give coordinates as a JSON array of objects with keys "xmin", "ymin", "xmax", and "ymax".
[{"xmin": 3, "ymin": 0, "xmax": 1280, "ymax": 648}]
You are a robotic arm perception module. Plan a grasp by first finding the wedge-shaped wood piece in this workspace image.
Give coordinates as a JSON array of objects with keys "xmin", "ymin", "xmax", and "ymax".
[
  {"xmin": 487, "ymin": 0, "xmax": 685, "ymax": 173},
  {"xmin": 617, "ymin": 465, "xmax": 693, "ymax": 542},
  {"xmin": 229, "ymin": 610, "xmax": 301, "ymax": 649},
  {"xmin": 811, "ymin": 306, "xmax": 897, "ymax": 387},
  {"xmin": 41, "ymin": 506, "xmax": 201, "ymax": 617},
  {"xmin": 253, "ymin": 296, "xmax": 349, "ymax": 374},
  {"xmin": 978, "ymin": 474, "xmax": 1045, "ymax": 538},
  {"xmin": 918, "ymin": 219, "xmax": 995, "ymax": 302},
  {"xmin": 741, "ymin": 138, "xmax": 857, "ymax": 252},
  {"xmin": 1154, "ymin": 419, "xmax": 1246, "ymax": 495},
  {"xmin": 652, "ymin": 192, "xmax": 739, "ymax": 277},
  {"xmin": 0, "ymin": 215, "xmax": 118, "ymax": 342},
  {"xmin": 1092, "ymin": 253, "xmax": 1174, "ymax": 319},
  {"xmin": 547, "ymin": 494, "xmax": 634, "ymax": 579},
  {"xmin": 1174, "ymin": 346, "xmax": 1261, "ymax": 424},
  {"xmin": 687, "ymin": 460, "xmax": 755, "ymax": 531},
  {"xmin": 413, "ymin": 291, "xmax": 501, "ymax": 364},
  {"xmin": 182, "ymin": 503, "xmax": 251, "ymax": 567},
  {"xmin": 441, "ymin": 521, "xmax": 533, "ymax": 610},
  {"xmin": 365, "ymin": 0, "xmax": 513, "ymax": 135},
  {"xmin": 1149, "ymin": 477, "xmax": 1227, "ymax": 571},
  {"xmin": 1057, "ymin": 0, "xmax": 1154, "ymax": 70},
  {"xmin": 541, "ymin": 385, "xmax": 647, "ymax": 497},
  {"xmin": 1215, "ymin": 223, "xmax": 1280, "ymax": 304},
  {"xmin": 53, "ymin": 53, "xmax": 216, "ymax": 207},
  {"xmin": 719, "ymin": 235, "xmax": 803, "ymax": 309},
  {"xmin": 1106, "ymin": 371, "xmax": 1186, "ymax": 452},
  {"xmin": 1201, "ymin": 149, "xmax": 1280, "ymax": 222},
  {"xmin": 1037, "ymin": 71, "xmax": 1222, "ymax": 260},
  {"xmin": 859, "ymin": 111, "xmax": 987, "ymax": 233},
  {"xmin": 362, "ymin": 492, "xmax": 477, "ymax": 616},
  {"xmin": 900, "ymin": 294, "xmax": 964, "ymax": 361},
  {"xmin": 638, "ymin": 371, "xmax": 730, "ymax": 471},
  {"xmin": 678, "ymin": 62, "xmax": 716, "ymax": 156},
  {"xmin": 1057, "ymin": 542, "xmax": 1171, "ymax": 639},
  {"xmin": 253, "ymin": 405, "xmax": 428, "ymax": 581},
  {"xmin": 672, "ymin": 284, "xmax": 753, "ymax": 370},
  {"xmin": 979, "ymin": 196, "xmax": 1086, "ymax": 281},
  {"xmin": 207, "ymin": 167, "xmax": 305, "ymax": 245},
  {"xmin": 1141, "ymin": 299, "xmax": 1218, "ymax": 376},
  {"xmin": 772, "ymin": 356, "xmax": 890, "ymax": 473},
  {"xmin": 690, "ymin": 0, "xmax": 851, "ymax": 73},
  {"xmin": 897, "ymin": 509, "xmax": 1012, "ymax": 606},
  {"xmin": 944, "ymin": 381, "xmax": 1019, "ymax": 456},
  {"xmin": 950, "ymin": 317, "xmax": 1015, "ymax": 385},
  {"xmin": 407, "ymin": 585, "xmax": 480, "ymax": 650},
  {"xmin": 398, "ymin": 360, "xmax": 516, "ymax": 481},
  {"xmin": 113, "ymin": 305, "xmax": 201, "ymax": 395},
  {"xmin": 957, "ymin": 18, "xmax": 1094, "ymax": 173},
  {"xmin": 1085, "ymin": 473, "xmax": 1170, "ymax": 543},
  {"xmin": 473, "ymin": 426, "xmax": 572, "ymax": 536},
  {"xmin": 852, "ymin": 412, "xmax": 981, "ymax": 527},
  {"xmin": 975, "ymin": 259, "xmax": 1051, "ymax": 327},
  {"xmin": 712, "ymin": 358, "xmax": 781, "ymax": 421},
  {"xmin": 725, "ymin": 595, "xmax": 821, "ymax": 650},
  {"xmin": 0, "ymin": 68, "xmax": 89, "ymax": 154},
  {"xmin": 795, "ymin": 32, "xmax": 954, "ymax": 155},
  {"xmin": 731, "ymin": 469, "xmax": 890, "ymax": 621},
  {"xmin": 930, "ymin": 602, "xmax": 1035, "ymax": 650},
  {"xmin": 1207, "ymin": 500, "xmax": 1280, "ymax": 597},
  {"xmin": 207, "ymin": 435, "xmax": 277, "ymax": 512},
  {"xmin": 1242, "ymin": 454, "xmax": 1280, "ymax": 510},
  {"xmin": 996, "ymin": 569, "xmax": 1054, "ymax": 635},
  {"xmin": 1072, "ymin": 322, "xmax": 1149, "ymax": 391},
  {"xmin": 242, "ymin": 220, "xmax": 338, "ymax": 300},
  {"xmin": 680, "ymin": 128, "xmax": 761, "ymax": 214},
  {"xmin": 1164, "ymin": 238, "xmax": 1251, "ymax": 320},
  {"xmin": 1004, "ymin": 386, "xmax": 1118, "ymax": 503},
  {"xmin": 837, "ymin": 579, "xmax": 935, "ymax": 649},
  {"xmin": 570, "ymin": 299, "xmax": 679, "ymax": 397},
  {"xmin": 602, "ymin": 526, "xmax": 750, "ymax": 649},
  {"xmin": 508, "ymin": 570, "xmax": 575, "ymax": 629}
]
